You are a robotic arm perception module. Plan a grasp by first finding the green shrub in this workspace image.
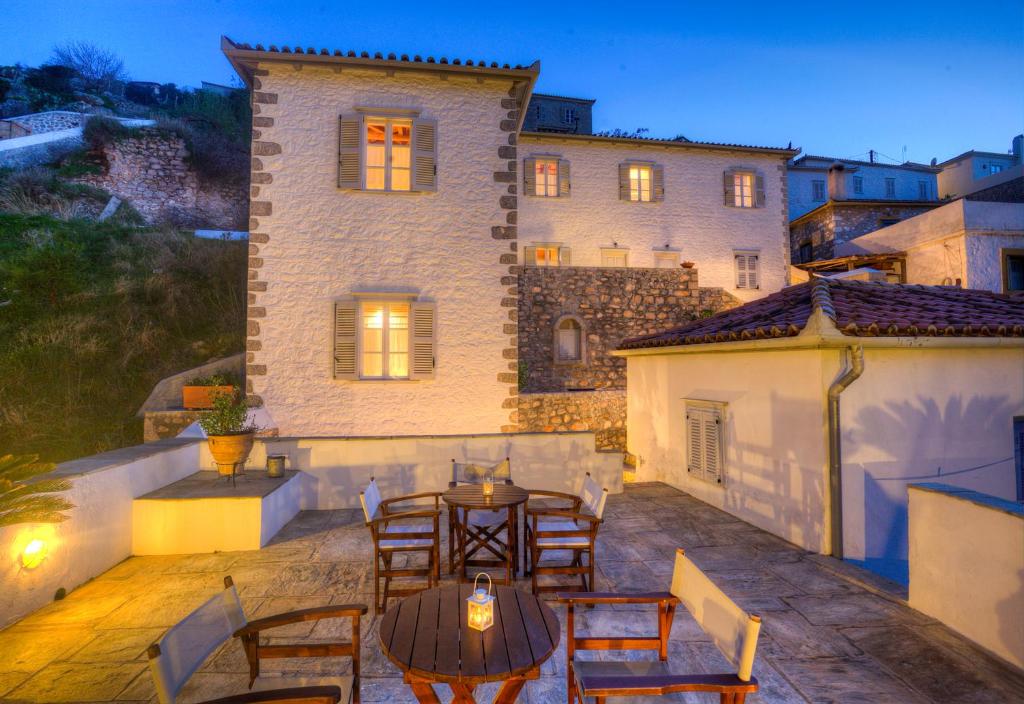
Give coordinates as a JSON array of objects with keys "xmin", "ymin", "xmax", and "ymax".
[
  {"xmin": 55, "ymin": 150, "xmax": 103, "ymax": 178},
  {"xmin": 25, "ymin": 65, "xmax": 77, "ymax": 94},
  {"xmin": 198, "ymin": 389, "xmax": 260, "ymax": 436},
  {"xmin": 186, "ymin": 372, "xmax": 241, "ymax": 387},
  {"xmin": 82, "ymin": 115, "xmax": 130, "ymax": 150},
  {"xmin": 0, "ymin": 78, "xmax": 10, "ymax": 102}
]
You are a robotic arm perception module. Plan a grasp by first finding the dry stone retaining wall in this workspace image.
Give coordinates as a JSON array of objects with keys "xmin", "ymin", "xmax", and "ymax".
[
  {"xmin": 7, "ymin": 110, "xmax": 85, "ymax": 134},
  {"xmin": 518, "ymin": 389, "xmax": 626, "ymax": 451}
]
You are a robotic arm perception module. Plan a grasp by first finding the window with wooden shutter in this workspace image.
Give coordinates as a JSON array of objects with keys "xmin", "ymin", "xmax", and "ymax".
[
  {"xmin": 412, "ymin": 118, "xmax": 437, "ymax": 192},
  {"xmin": 333, "ymin": 301, "xmax": 358, "ymax": 379},
  {"xmin": 558, "ymin": 246, "xmax": 572, "ymax": 266},
  {"xmin": 409, "ymin": 301, "xmax": 436, "ymax": 380},
  {"xmin": 618, "ymin": 163, "xmax": 631, "ymax": 200},
  {"xmin": 652, "ymin": 164, "xmax": 665, "ymax": 202},
  {"xmin": 685, "ymin": 401, "xmax": 725, "ymax": 485},
  {"xmin": 724, "ymin": 168, "xmax": 761, "ymax": 208},
  {"xmin": 754, "ymin": 171, "xmax": 766, "ymax": 207},
  {"xmin": 523, "ymin": 157, "xmax": 537, "ymax": 196},
  {"xmin": 557, "ymin": 158, "xmax": 571, "ymax": 197},
  {"xmin": 338, "ymin": 114, "xmax": 363, "ymax": 190},
  {"xmin": 734, "ymin": 252, "xmax": 760, "ymax": 289}
]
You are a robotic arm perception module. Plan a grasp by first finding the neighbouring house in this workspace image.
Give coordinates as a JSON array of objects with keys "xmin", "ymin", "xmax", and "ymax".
[
  {"xmin": 521, "ymin": 93, "xmax": 595, "ymax": 134},
  {"xmin": 826, "ymin": 196, "xmax": 1024, "ymax": 292},
  {"xmin": 221, "ymin": 37, "xmax": 797, "ymax": 442},
  {"xmin": 200, "ymin": 80, "xmax": 242, "ymax": 97},
  {"xmin": 618, "ymin": 278, "xmax": 1024, "ymax": 583},
  {"xmin": 937, "ymin": 134, "xmax": 1023, "ymax": 199}
]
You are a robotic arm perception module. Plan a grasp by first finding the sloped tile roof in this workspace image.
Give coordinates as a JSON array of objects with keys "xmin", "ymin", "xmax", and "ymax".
[
  {"xmin": 520, "ymin": 130, "xmax": 799, "ymax": 157},
  {"xmin": 619, "ymin": 279, "xmax": 1024, "ymax": 350}
]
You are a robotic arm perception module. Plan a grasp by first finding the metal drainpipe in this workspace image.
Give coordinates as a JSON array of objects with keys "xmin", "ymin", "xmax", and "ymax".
[{"xmin": 827, "ymin": 345, "xmax": 864, "ymax": 559}]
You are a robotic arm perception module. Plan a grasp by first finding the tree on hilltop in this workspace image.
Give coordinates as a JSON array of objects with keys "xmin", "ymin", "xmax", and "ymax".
[{"xmin": 49, "ymin": 40, "xmax": 127, "ymax": 92}]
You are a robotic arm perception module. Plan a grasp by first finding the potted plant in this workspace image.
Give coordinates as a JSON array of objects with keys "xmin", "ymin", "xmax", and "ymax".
[
  {"xmin": 182, "ymin": 373, "xmax": 239, "ymax": 410},
  {"xmin": 681, "ymin": 261, "xmax": 696, "ymax": 269},
  {"xmin": 198, "ymin": 389, "xmax": 261, "ymax": 477}
]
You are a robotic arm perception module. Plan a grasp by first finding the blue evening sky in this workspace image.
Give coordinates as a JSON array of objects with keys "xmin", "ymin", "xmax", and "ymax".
[{"xmin": 3, "ymin": 0, "xmax": 1022, "ymax": 163}]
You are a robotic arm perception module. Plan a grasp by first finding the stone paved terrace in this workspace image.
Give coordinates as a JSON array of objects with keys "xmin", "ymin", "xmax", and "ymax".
[{"xmin": 2, "ymin": 483, "xmax": 1022, "ymax": 703}]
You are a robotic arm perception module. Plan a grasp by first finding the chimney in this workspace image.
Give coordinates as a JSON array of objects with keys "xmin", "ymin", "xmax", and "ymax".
[
  {"xmin": 1012, "ymin": 134, "xmax": 1023, "ymax": 164},
  {"xmin": 828, "ymin": 164, "xmax": 847, "ymax": 201}
]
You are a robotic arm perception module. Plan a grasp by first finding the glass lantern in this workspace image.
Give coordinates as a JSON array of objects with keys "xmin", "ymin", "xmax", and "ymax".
[
  {"xmin": 467, "ymin": 573, "xmax": 495, "ymax": 631},
  {"xmin": 482, "ymin": 468, "xmax": 495, "ymax": 497}
]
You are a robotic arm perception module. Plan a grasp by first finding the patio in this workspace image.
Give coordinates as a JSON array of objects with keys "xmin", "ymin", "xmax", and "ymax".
[{"xmin": 1, "ymin": 482, "xmax": 1021, "ymax": 703}]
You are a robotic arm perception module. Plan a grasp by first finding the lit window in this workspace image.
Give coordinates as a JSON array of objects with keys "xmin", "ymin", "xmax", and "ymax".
[
  {"xmin": 991, "ymin": 164, "xmax": 1004, "ymax": 174},
  {"xmin": 885, "ymin": 178, "xmax": 896, "ymax": 198},
  {"xmin": 534, "ymin": 158, "xmax": 559, "ymax": 197},
  {"xmin": 361, "ymin": 301, "xmax": 409, "ymax": 379},
  {"xmin": 853, "ymin": 176, "xmax": 864, "ymax": 195},
  {"xmin": 812, "ymin": 179, "xmax": 826, "ymax": 202},
  {"xmin": 555, "ymin": 318, "xmax": 583, "ymax": 362},
  {"xmin": 365, "ymin": 118, "xmax": 412, "ymax": 192},
  {"xmin": 533, "ymin": 245, "xmax": 562, "ymax": 266},
  {"xmin": 654, "ymin": 251, "xmax": 680, "ymax": 268},
  {"xmin": 629, "ymin": 165, "xmax": 652, "ymax": 202},
  {"xmin": 601, "ymin": 248, "xmax": 628, "ymax": 267},
  {"xmin": 732, "ymin": 172, "xmax": 754, "ymax": 208}
]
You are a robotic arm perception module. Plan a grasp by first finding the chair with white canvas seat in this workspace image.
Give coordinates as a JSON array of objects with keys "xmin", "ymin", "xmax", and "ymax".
[
  {"xmin": 147, "ymin": 576, "xmax": 366, "ymax": 704},
  {"xmin": 447, "ymin": 457, "xmax": 513, "ymax": 573},
  {"xmin": 525, "ymin": 471, "xmax": 608, "ymax": 595},
  {"xmin": 360, "ymin": 477, "xmax": 441, "ymax": 615}
]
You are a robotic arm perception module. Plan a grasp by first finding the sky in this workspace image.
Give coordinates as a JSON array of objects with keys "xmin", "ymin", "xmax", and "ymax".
[{"xmin": 2, "ymin": 0, "xmax": 1022, "ymax": 163}]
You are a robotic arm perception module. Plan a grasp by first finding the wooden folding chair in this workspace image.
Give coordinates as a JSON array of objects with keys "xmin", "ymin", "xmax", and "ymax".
[
  {"xmin": 525, "ymin": 471, "xmax": 608, "ymax": 594},
  {"xmin": 361, "ymin": 477, "xmax": 441, "ymax": 615},
  {"xmin": 147, "ymin": 576, "xmax": 366, "ymax": 704},
  {"xmin": 559, "ymin": 548, "xmax": 762, "ymax": 704},
  {"xmin": 447, "ymin": 457, "xmax": 513, "ymax": 573}
]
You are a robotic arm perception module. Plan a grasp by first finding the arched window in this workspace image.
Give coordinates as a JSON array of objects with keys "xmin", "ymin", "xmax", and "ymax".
[{"xmin": 555, "ymin": 316, "xmax": 583, "ymax": 363}]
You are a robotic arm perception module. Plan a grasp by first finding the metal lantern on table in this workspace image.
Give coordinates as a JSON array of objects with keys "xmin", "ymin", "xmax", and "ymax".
[
  {"xmin": 467, "ymin": 573, "xmax": 495, "ymax": 631},
  {"xmin": 482, "ymin": 468, "xmax": 495, "ymax": 497}
]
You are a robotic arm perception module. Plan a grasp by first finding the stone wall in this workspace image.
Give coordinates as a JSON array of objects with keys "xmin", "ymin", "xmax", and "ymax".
[
  {"xmin": 790, "ymin": 201, "xmax": 941, "ymax": 262},
  {"xmin": 8, "ymin": 110, "xmax": 85, "ymax": 134},
  {"xmin": 518, "ymin": 265, "xmax": 738, "ymax": 392},
  {"xmin": 518, "ymin": 389, "xmax": 626, "ymax": 451},
  {"xmin": 75, "ymin": 129, "xmax": 248, "ymax": 229}
]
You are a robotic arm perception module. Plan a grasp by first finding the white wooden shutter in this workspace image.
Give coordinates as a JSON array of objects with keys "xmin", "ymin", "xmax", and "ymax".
[
  {"xmin": 618, "ymin": 163, "xmax": 631, "ymax": 200},
  {"xmin": 652, "ymin": 164, "xmax": 665, "ymax": 202},
  {"xmin": 702, "ymin": 407, "xmax": 723, "ymax": 484},
  {"xmin": 523, "ymin": 245, "xmax": 537, "ymax": 266},
  {"xmin": 747, "ymin": 255, "xmax": 759, "ymax": 289},
  {"xmin": 754, "ymin": 171, "xmax": 766, "ymax": 208},
  {"xmin": 338, "ymin": 114, "xmax": 363, "ymax": 190},
  {"xmin": 333, "ymin": 301, "xmax": 358, "ymax": 379},
  {"xmin": 723, "ymin": 170, "xmax": 736, "ymax": 207},
  {"xmin": 409, "ymin": 301, "xmax": 436, "ymax": 380},
  {"xmin": 412, "ymin": 118, "xmax": 438, "ymax": 192},
  {"xmin": 686, "ymin": 410, "xmax": 704, "ymax": 478},
  {"xmin": 735, "ymin": 255, "xmax": 748, "ymax": 289},
  {"xmin": 557, "ymin": 159, "xmax": 571, "ymax": 197},
  {"xmin": 523, "ymin": 157, "xmax": 537, "ymax": 196},
  {"xmin": 558, "ymin": 246, "xmax": 572, "ymax": 266}
]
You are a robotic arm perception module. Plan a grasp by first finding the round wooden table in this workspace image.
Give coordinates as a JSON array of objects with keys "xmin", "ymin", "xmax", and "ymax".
[
  {"xmin": 379, "ymin": 584, "xmax": 560, "ymax": 703},
  {"xmin": 443, "ymin": 484, "xmax": 528, "ymax": 584}
]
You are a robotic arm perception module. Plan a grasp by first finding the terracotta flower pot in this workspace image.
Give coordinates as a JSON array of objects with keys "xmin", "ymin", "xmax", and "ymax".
[
  {"xmin": 207, "ymin": 432, "xmax": 255, "ymax": 476},
  {"xmin": 681, "ymin": 261, "xmax": 696, "ymax": 269},
  {"xmin": 183, "ymin": 385, "xmax": 235, "ymax": 410}
]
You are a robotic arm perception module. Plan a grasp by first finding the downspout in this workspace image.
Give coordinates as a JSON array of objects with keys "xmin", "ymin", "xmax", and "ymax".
[{"xmin": 827, "ymin": 345, "xmax": 864, "ymax": 559}]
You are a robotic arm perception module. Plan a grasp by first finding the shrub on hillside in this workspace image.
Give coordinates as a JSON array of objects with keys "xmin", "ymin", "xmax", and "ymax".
[
  {"xmin": 82, "ymin": 115, "xmax": 130, "ymax": 149},
  {"xmin": 24, "ymin": 64, "xmax": 77, "ymax": 94},
  {"xmin": 154, "ymin": 116, "xmax": 248, "ymax": 183},
  {"xmin": 0, "ymin": 78, "xmax": 10, "ymax": 102}
]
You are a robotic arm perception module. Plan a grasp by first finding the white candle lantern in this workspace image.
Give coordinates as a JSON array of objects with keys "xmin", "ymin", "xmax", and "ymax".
[
  {"xmin": 482, "ymin": 468, "xmax": 495, "ymax": 497},
  {"xmin": 467, "ymin": 573, "xmax": 495, "ymax": 631}
]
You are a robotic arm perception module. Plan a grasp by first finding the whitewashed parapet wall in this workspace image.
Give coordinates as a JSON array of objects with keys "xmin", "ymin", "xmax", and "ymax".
[
  {"xmin": 245, "ymin": 63, "xmax": 522, "ymax": 436},
  {"xmin": 517, "ymin": 136, "xmax": 791, "ymax": 302}
]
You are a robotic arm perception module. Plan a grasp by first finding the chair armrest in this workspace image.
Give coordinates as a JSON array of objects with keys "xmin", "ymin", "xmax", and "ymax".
[
  {"xmin": 236, "ymin": 604, "xmax": 368, "ymax": 636},
  {"xmin": 528, "ymin": 508, "xmax": 602, "ymax": 523},
  {"xmin": 526, "ymin": 489, "xmax": 581, "ymax": 502},
  {"xmin": 371, "ymin": 508, "xmax": 441, "ymax": 524},
  {"xmin": 557, "ymin": 591, "xmax": 679, "ymax": 604},
  {"xmin": 197, "ymin": 686, "xmax": 342, "ymax": 704},
  {"xmin": 381, "ymin": 491, "xmax": 442, "ymax": 507}
]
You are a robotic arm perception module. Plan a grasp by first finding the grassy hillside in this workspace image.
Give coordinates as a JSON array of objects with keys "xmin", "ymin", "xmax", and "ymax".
[{"xmin": 0, "ymin": 172, "xmax": 245, "ymax": 462}]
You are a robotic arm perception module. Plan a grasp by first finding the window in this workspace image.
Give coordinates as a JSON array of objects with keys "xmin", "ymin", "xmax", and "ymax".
[
  {"xmin": 654, "ymin": 250, "xmax": 680, "ymax": 268},
  {"xmin": 686, "ymin": 401, "xmax": 724, "ymax": 485},
  {"xmin": 811, "ymin": 179, "xmax": 826, "ymax": 202},
  {"xmin": 525, "ymin": 156, "xmax": 569, "ymax": 197},
  {"xmin": 798, "ymin": 242, "xmax": 813, "ymax": 263},
  {"xmin": 619, "ymin": 162, "xmax": 664, "ymax": 202},
  {"xmin": 563, "ymin": 107, "xmax": 577, "ymax": 124},
  {"xmin": 885, "ymin": 178, "xmax": 896, "ymax": 198},
  {"xmin": 734, "ymin": 252, "xmax": 759, "ymax": 289},
  {"xmin": 991, "ymin": 164, "xmax": 1004, "ymax": 174},
  {"xmin": 918, "ymin": 180, "xmax": 928, "ymax": 200},
  {"xmin": 601, "ymin": 248, "xmax": 629, "ymax": 267},
  {"xmin": 337, "ymin": 113, "xmax": 436, "ymax": 192},
  {"xmin": 723, "ymin": 169, "xmax": 764, "ymax": 208},
  {"xmin": 853, "ymin": 176, "xmax": 864, "ymax": 195},
  {"xmin": 1002, "ymin": 250, "xmax": 1024, "ymax": 292},
  {"xmin": 555, "ymin": 317, "xmax": 583, "ymax": 363},
  {"xmin": 630, "ymin": 165, "xmax": 652, "ymax": 202},
  {"xmin": 524, "ymin": 244, "xmax": 570, "ymax": 266},
  {"xmin": 333, "ymin": 298, "xmax": 436, "ymax": 380}
]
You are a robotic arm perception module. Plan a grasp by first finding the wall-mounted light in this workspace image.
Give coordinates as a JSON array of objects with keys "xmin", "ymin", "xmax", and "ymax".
[{"xmin": 21, "ymin": 539, "xmax": 47, "ymax": 569}]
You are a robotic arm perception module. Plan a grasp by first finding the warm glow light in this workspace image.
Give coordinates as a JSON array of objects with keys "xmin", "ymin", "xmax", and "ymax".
[
  {"xmin": 21, "ymin": 539, "xmax": 47, "ymax": 569},
  {"xmin": 467, "ymin": 573, "xmax": 495, "ymax": 631}
]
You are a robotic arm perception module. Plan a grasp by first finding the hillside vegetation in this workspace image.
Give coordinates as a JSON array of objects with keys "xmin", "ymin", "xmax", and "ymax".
[{"xmin": 0, "ymin": 169, "xmax": 246, "ymax": 462}]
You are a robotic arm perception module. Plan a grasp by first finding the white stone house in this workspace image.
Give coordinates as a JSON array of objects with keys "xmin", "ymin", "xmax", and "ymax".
[
  {"xmin": 618, "ymin": 278, "xmax": 1024, "ymax": 583},
  {"xmin": 222, "ymin": 38, "xmax": 797, "ymax": 438},
  {"xmin": 937, "ymin": 135, "xmax": 1023, "ymax": 199}
]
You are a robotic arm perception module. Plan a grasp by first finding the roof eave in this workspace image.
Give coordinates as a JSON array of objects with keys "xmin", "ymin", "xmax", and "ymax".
[{"xmin": 520, "ymin": 131, "xmax": 800, "ymax": 158}]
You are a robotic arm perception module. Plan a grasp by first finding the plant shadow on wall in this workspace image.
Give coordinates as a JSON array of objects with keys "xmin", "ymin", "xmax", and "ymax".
[
  {"xmin": 0, "ymin": 212, "xmax": 247, "ymax": 463},
  {"xmin": 842, "ymin": 394, "xmax": 1017, "ymax": 584}
]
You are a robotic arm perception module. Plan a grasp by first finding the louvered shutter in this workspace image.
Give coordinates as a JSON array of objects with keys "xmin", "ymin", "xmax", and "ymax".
[
  {"xmin": 702, "ymin": 407, "xmax": 723, "ymax": 483},
  {"xmin": 558, "ymin": 159, "xmax": 571, "ymax": 197},
  {"xmin": 409, "ymin": 301, "xmax": 436, "ymax": 380},
  {"xmin": 559, "ymin": 246, "xmax": 572, "ymax": 266},
  {"xmin": 747, "ymin": 255, "xmax": 759, "ymax": 289},
  {"xmin": 653, "ymin": 164, "xmax": 665, "ymax": 202},
  {"xmin": 338, "ymin": 114, "xmax": 363, "ymax": 190},
  {"xmin": 523, "ymin": 157, "xmax": 537, "ymax": 196},
  {"xmin": 412, "ymin": 118, "xmax": 438, "ymax": 192},
  {"xmin": 735, "ymin": 255, "xmax": 748, "ymax": 289},
  {"xmin": 618, "ymin": 163, "xmax": 631, "ymax": 200},
  {"xmin": 754, "ymin": 171, "xmax": 766, "ymax": 207},
  {"xmin": 686, "ymin": 409, "xmax": 704, "ymax": 478},
  {"xmin": 523, "ymin": 245, "xmax": 537, "ymax": 266},
  {"xmin": 723, "ymin": 170, "xmax": 736, "ymax": 207},
  {"xmin": 333, "ymin": 301, "xmax": 358, "ymax": 379}
]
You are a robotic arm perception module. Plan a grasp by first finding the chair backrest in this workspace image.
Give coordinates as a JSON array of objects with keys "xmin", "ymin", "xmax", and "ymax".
[
  {"xmin": 148, "ymin": 578, "xmax": 248, "ymax": 704},
  {"xmin": 360, "ymin": 477, "xmax": 382, "ymax": 523},
  {"xmin": 451, "ymin": 457, "xmax": 511, "ymax": 485},
  {"xmin": 579, "ymin": 472, "xmax": 608, "ymax": 519},
  {"xmin": 670, "ymin": 548, "xmax": 761, "ymax": 681}
]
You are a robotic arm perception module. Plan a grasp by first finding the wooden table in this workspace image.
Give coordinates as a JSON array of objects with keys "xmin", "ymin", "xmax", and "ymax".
[
  {"xmin": 443, "ymin": 484, "xmax": 528, "ymax": 584},
  {"xmin": 379, "ymin": 584, "xmax": 560, "ymax": 703}
]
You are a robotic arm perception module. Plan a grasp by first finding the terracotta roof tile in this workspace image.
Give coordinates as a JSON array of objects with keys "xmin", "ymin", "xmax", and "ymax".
[{"xmin": 619, "ymin": 279, "xmax": 1024, "ymax": 350}]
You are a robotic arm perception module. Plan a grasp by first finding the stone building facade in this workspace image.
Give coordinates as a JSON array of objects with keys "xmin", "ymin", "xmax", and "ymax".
[
  {"xmin": 518, "ymin": 389, "xmax": 626, "ymax": 451},
  {"xmin": 790, "ymin": 200, "xmax": 942, "ymax": 263}
]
